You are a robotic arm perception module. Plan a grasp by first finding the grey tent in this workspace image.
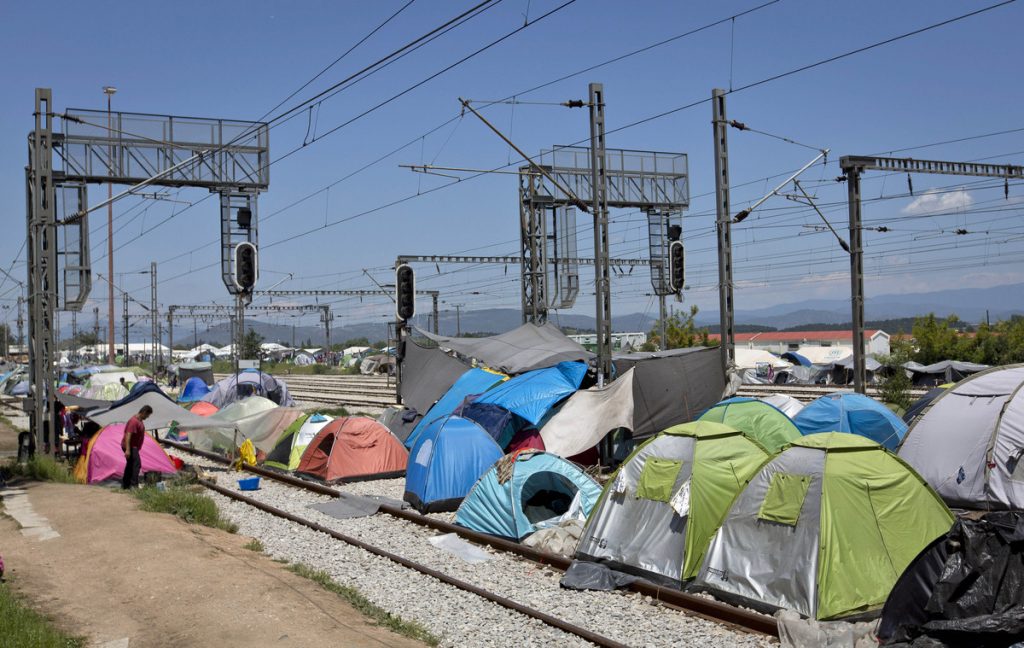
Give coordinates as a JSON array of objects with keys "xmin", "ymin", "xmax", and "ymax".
[
  {"xmin": 899, "ymin": 364, "xmax": 1024, "ymax": 509},
  {"xmin": 201, "ymin": 370, "xmax": 294, "ymax": 409},
  {"xmin": 416, "ymin": 322, "xmax": 593, "ymax": 374},
  {"xmin": 613, "ymin": 347, "xmax": 725, "ymax": 440}
]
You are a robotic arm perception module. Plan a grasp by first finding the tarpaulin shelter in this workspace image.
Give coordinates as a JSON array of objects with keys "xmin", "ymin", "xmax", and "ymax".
[
  {"xmin": 416, "ymin": 322, "xmax": 593, "ymax": 374},
  {"xmin": 402, "ymin": 367, "xmax": 507, "ymax": 449},
  {"xmin": 903, "ymin": 360, "xmax": 989, "ymax": 387},
  {"xmin": 398, "ymin": 335, "xmax": 470, "ymax": 417},
  {"xmin": 576, "ymin": 421, "xmax": 770, "ymax": 586},
  {"xmin": 296, "ymin": 417, "xmax": 408, "ymax": 482},
  {"xmin": 201, "ymin": 370, "xmax": 294, "ymax": 409},
  {"xmin": 540, "ymin": 368, "xmax": 635, "ymax": 458},
  {"xmin": 89, "ymin": 390, "xmax": 227, "ymax": 432},
  {"xmin": 56, "ymin": 391, "xmax": 111, "ymax": 413},
  {"xmin": 697, "ymin": 433, "xmax": 953, "ymax": 620},
  {"xmin": 612, "ymin": 347, "xmax": 726, "ymax": 440},
  {"xmin": 878, "ymin": 511, "xmax": 1024, "ymax": 647},
  {"xmin": 698, "ymin": 397, "xmax": 801, "ymax": 453},
  {"xmin": 178, "ymin": 376, "xmax": 212, "ymax": 403},
  {"xmin": 898, "ymin": 365, "xmax": 1024, "ymax": 509},
  {"xmin": 759, "ymin": 393, "xmax": 805, "ymax": 419},
  {"xmin": 265, "ymin": 412, "xmax": 333, "ymax": 471},
  {"xmin": 73, "ymin": 423, "xmax": 177, "ymax": 484},
  {"xmin": 794, "ymin": 392, "xmax": 908, "ymax": 450},
  {"xmin": 108, "ymin": 381, "xmax": 171, "ymax": 410},
  {"xmin": 176, "ymin": 361, "xmax": 213, "ymax": 386},
  {"xmin": 404, "ymin": 414, "xmax": 503, "ymax": 513},
  {"xmin": 455, "ymin": 451, "xmax": 602, "ymax": 541}
]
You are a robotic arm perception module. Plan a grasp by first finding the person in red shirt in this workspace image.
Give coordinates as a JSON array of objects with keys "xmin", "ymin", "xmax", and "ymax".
[{"xmin": 121, "ymin": 405, "xmax": 153, "ymax": 489}]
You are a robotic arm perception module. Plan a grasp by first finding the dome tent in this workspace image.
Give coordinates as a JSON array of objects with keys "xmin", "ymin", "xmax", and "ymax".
[
  {"xmin": 404, "ymin": 414, "xmax": 503, "ymax": 513},
  {"xmin": 73, "ymin": 423, "xmax": 177, "ymax": 484},
  {"xmin": 402, "ymin": 367, "xmax": 507, "ymax": 450},
  {"xmin": 698, "ymin": 397, "xmax": 801, "ymax": 453},
  {"xmin": 898, "ymin": 365, "xmax": 1024, "ymax": 509},
  {"xmin": 178, "ymin": 376, "xmax": 211, "ymax": 403},
  {"xmin": 264, "ymin": 412, "xmax": 333, "ymax": 471},
  {"xmin": 455, "ymin": 451, "xmax": 601, "ymax": 541},
  {"xmin": 296, "ymin": 417, "xmax": 407, "ymax": 483},
  {"xmin": 793, "ymin": 392, "xmax": 907, "ymax": 450},
  {"xmin": 697, "ymin": 433, "xmax": 953, "ymax": 620},
  {"xmin": 759, "ymin": 393, "xmax": 805, "ymax": 419},
  {"xmin": 575, "ymin": 421, "xmax": 771, "ymax": 586}
]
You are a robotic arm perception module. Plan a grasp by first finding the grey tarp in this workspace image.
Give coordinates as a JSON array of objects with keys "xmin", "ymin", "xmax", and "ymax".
[
  {"xmin": 88, "ymin": 391, "xmax": 228, "ymax": 431},
  {"xmin": 540, "ymin": 368, "xmax": 635, "ymax": 457},
  {"xmin": 416, "ymin": 322, "xmax": 593, "ymax": 374},
  {"xmin": 613, "ymin": 347, "xmax": 724, "ymax": 440},
  {"xmin": 399, "ymin": 336, "xmax": 469, "ymax": 415},
  {"xmin": 57, "ymin": 392, "xmax": 111, "ymax": 412},
  {"xmin": 903, "ymin": 360, "xmax": 989, "ymax": 387},
  {"xmin": 310, "ymin": 493, "xmax": 409, "ymax": 520}
]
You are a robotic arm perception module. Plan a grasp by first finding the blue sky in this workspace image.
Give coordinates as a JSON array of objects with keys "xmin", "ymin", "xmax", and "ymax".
[{"xmin": 2, "ymin": 0, "xmax": 1023, "ymax": 336}]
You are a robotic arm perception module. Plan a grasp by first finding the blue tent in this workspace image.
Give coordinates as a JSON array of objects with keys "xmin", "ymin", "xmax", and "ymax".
[
  {"xmin": 178, "ymin": 376, "xmax": 211, "ymax": 403},
  {"xmin": 472, "ymin": 361, "xmax": 587, "ymax": 425},
  {"xmin": 404, "ymin": 414, "xmax": 503, "ymax": 513},
  {"xmin": 455, "ymin": 451, "xmax": 602, "ymax": 540},
  {"xmin": 108, "ymin": 380, "xmax": 172, "ymax": 409},
  {"xmin": 403, "ymin": 368, "xmax": 507, "ymax": 449},
  {"xmin": 793, "ymin": 392, "xmax": 908, "ymax": 450}
]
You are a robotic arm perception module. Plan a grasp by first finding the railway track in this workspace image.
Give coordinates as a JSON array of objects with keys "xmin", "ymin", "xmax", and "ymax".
[{"xmin": 162, "ymin": 439, "xmax": 779, "ymax": 641}]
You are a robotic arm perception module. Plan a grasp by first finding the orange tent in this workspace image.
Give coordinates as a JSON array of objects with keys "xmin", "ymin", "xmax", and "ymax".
[
  {"xmin": 188, "ymin": 401, "xmax": 219, "ymax": 417},
  {"xmin": 296, "ymin": 417, "xmax": 408, "ymax": 483}
]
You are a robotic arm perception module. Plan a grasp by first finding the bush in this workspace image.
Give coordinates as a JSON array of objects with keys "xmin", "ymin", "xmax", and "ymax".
[
  {"xmin": 1, "ymin": 456, "xmax": 77, "ymax": 484},
  {"xmin": 131, "ymin": 483, "xmax": 238, "ymax": 533}
]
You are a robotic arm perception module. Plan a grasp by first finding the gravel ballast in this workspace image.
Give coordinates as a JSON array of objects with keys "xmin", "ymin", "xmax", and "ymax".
[{"xmin": 169, "ymin": 447, "xmax": 777, "ymax": 648}]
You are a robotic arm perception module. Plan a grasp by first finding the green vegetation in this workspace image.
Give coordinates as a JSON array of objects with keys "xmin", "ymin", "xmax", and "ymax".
[
  {"xmin": 131, "ymin": 482, "xmax": 238, "ymax": 534},
  {"xmin": 285, "ymin": 563, "xmax": 438, "ymax": 646},
  {"xmin": 902, "ymin": 313, "xmax": 1024, "ymax": 365},
  {"xmin": 878, "ymin": 338, "xmax": 915, "ymax": 411},
  {"xmin": 238, "ymin": 327, "xmax": 264, "ymax": 361},
  {"xmin": 1, "ymin": 456, "xmax": 76, "ymax": 484},
  {"xmin": 641, "ymin": 305, "xmax": 713, "ymax": 351},
  {"xmin": 243, "ymin": 538, "xmax": 265, "ymax": 552},
  {"xmin": 314, "ymin": 406, "xmax": 350, "ymax": 418},
  {"xmin": 0, "ymin": 583, "xmax": 85, "ymax": 648}
]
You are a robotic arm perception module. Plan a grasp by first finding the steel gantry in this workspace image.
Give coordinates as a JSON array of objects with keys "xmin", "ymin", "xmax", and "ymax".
[
  {"xmin": 840, "ymin": 155, "xmax": 1024, "ymax": 393},
  {"xmin": 255, "ymin": 289, "xmax": 441, "ymax": 335},
  {"xmin": 25, "ymin": 88, "xmax": 269, "ymax": 446},
  {"xmin": 167, "ymin": 304, "xmax": 322, "ymax": 354}
]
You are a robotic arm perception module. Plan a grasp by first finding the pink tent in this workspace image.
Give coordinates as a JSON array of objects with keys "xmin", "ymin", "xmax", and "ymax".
[{"xmin": 79, "ymin": 423, "xmax": 177, "ymax": 484}]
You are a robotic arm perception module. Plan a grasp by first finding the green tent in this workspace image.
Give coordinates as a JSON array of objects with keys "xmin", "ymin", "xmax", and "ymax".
[
  {"xmin": 698, "ymin": 397, "xmax": 801, "ymax": 453},
  {"xmin": 264, "ymin": 413, "xmax": 333, "ymax": 471},
  {"xmin": 575, "ymin": 420, "xmax": 771, "ymax": 585},
  {"xmin": 697, "ymin": 432, "xmax": 954, "ymax": 620}
]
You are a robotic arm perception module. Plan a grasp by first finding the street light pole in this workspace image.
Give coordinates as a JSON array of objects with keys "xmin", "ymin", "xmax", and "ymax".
[{"xmin": 104, "ymin": 85, "xmax": 117, "ymax": 363}]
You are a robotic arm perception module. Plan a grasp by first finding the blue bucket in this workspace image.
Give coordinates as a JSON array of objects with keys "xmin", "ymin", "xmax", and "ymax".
[{"xmin": 238, "ymin": 476, "xmax": 261, "ymax": 491}]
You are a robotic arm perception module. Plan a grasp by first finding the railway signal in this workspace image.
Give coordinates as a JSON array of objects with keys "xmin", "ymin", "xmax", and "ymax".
[{"xmin": 395, "ymin": 264, "xmax": 415, "ymax": 320}]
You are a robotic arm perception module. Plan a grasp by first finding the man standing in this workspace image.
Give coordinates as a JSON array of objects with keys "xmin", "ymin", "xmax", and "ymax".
[{"xmin": 121, "ymin": 405, "xmax": 153, "ymax": 489}]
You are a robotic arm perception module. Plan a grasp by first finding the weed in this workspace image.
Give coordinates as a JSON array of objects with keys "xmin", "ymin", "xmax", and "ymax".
[
  {"xmin": 243, "ymin": 538, "xmax": 264, "ymax": 552},
  {"xmin": 1, "ymin": 456, "xmax": 77, "ymax": 484},
  {"xmin": 0, "ymin": 582, "xmax": 85, "ymax": 647},
  {"xmin": 314, "ymin": 406, "xmax": 350, "ymax": 418},
  {"xmin": 131, "ymin": 483, "xmax": 238, "ymax": 533},
  {"xmin": 286, "ymin": 563, "xmax": 438, "ymax": 646}
]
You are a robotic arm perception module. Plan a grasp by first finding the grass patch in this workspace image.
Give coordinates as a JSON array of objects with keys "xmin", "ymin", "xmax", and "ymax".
[
  {"xmin": 131, "ymin": 483, "xmax": 238, "ymax": 534},
  {"xmin": 286, "ymin": 563, "xmax": 438, "ymax": 646},
  {"xmin": 243, "ymin": 538, "xmax": 264, "ymax": 552},
  {"xmin": 0, "ymin": 582, "xmax": 85, "ymax": 647},
  {"xmin": 313, "ymin": 406, "xmax": 349, "ymax": 418},
  {"xmin": 1, "ymin": 456, "xmax": 77, "ymax": 484}
]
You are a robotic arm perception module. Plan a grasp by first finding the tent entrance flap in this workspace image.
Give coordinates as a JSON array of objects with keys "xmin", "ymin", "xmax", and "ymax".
[
  {"xmin": 758, "ymin": 472, "xmax": 811, "ymax": 526},
  {"xmin": 637, "ymin": 458, "xmax": 684, "ymax": 503},
  {"xmin": 520, "ymin": 471, "xmax": 576, "ymax": 524}
]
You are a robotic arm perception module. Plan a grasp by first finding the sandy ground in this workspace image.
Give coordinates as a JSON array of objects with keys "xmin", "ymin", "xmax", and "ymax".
[
  {"xmin": 0, "ymin": 482, "xmax": 425, "ymax": 648},
  {"xmin": 0, "ymin": 415, "xmax": 20, "ymax": 454}
]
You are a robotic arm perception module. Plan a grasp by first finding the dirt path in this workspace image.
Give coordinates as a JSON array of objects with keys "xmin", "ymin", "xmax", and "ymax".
[
  {"xmin": 0, "ymin": 482, "xmax": 425, "ymax": 647},
  {"xmin": 0, "ymin": 414, "xmax": 20, "ymax": 454}
]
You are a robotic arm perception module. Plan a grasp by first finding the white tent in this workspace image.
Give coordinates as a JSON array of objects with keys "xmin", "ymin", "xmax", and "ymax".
[
  {"xmin": 734, "ymin": 348, "xmax": 791, "ymax": 370},
  {"xmin": 795, "ymin": 345, "xmax": 853, "ymax": 365}
]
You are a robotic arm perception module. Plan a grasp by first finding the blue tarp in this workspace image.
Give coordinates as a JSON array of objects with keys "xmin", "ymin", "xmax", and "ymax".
[
  {"xmin": 403, "ymin": 368, "xmax": 507, "ymax": 449},
  {"xmin": 472, "ymin": 361, "xmax": 587, "ymax": 425},
  {"xmin": 455, "ymin": 451, "xmax": 602, "ymax": 540},
  {"xmin": 781, "ymin": 351, "xmax": 812, "ymax": 366},
  {"xmin": 178, "ymin": 376, "xmax": 212, "ymax": 403},
  {"xmin": 403, "ymin": 414, "xmax": 503, "ymax": 514},
  {"xmin": 793, "ymin": 392, "xmax": 908, "ymax": 450}
]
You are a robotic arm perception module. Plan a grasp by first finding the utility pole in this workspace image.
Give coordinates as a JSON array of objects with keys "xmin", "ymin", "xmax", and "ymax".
[
  {"xmin": 659, "ymin": 297, "xmax": 667, "ymax": 350},
  {"xmin": 17, "ymin": 295, "xmax": 24, "ymax": 351},
  {"xmin": 104, "ymin": 85, "xmax": 117, "ymax": 363},
  {"xmin": 167, "ymin": 309, "xmax": 174, "ymax": 360},
  {"xmin": 122, "ymin": 292, "xmax": 128, "ymax": 365},
  {"xmin": 712, "ymin": 88, "xmax": 736, "ymax": 378},
  {"xmin": 588, "ymin": 83, "xmax": 612, "ymax": 385},
  {"xmin": 71, "ymin": 310, "xmax": 77, "ymax": 344},
  {"xmin": 150, "ymin": 261, "xmax": 159, "ymax": 373},
  {"xmin": 92, "ymin": 306, "xmax": 99, "ymax": 357},
  {"xmin": 454, "ymin": 304, "xmax": 463, "ymax": 336}
]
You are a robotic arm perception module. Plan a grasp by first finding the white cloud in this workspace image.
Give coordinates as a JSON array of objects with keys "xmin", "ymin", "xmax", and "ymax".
[{"xmin": 901, "ymin": 188, "xmax": 973, "ymax": 215}]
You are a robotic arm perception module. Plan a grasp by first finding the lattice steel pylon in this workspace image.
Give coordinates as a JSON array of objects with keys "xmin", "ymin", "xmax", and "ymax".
[{"xmin": 25, "ymin": 88, "xmax": 269, "ymax": 446}]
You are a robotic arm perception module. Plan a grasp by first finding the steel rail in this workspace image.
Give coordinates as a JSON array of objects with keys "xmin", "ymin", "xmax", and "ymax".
[
  {"xmin": 200, "ymin": 478, "xmax": 628, "ymax": 648},
  {"xmin": 163, "ymin": 439, "xmax": 778, "ymax": 636}
]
